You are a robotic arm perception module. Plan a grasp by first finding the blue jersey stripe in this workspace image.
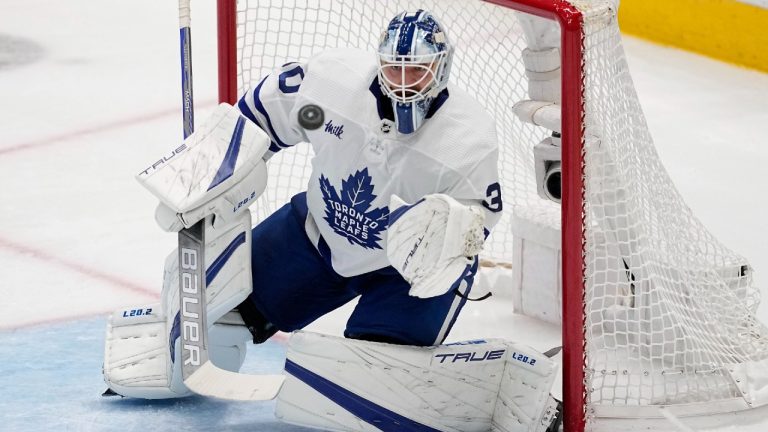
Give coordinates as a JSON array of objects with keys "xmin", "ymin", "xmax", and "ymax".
[
  {"xmin": 237, "ymin": 96, "xmax": 282, "ymax": 153},
  {"xmin": 284, "ymin": 359, "xmax": 442, "ymax": 431},
  {"xmin": 425, "ymin": 89, "xmax": 449, "ymax": 119},
  {"xmin": 238, "ymin": 96, "xmax": 282, "ymax": 153},
  {"xmin": 252, "ymin": 76, "xmax": 291, "ymax": 150},
  {"xmin": 369, "ymin": 78, "xmax": 394, "ymax": 121},
  {"xmin": 207, "ymin": 116, "xmax": 245, "ymax": 191},
  {"xmin": 237, "ymin": 96, "xmax": 258, "ymax": 124}
]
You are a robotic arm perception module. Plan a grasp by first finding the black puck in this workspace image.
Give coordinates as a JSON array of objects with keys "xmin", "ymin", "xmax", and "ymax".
[{"xmin": 298, "ymin": 104, "xmax": 325, "ymax": 130}]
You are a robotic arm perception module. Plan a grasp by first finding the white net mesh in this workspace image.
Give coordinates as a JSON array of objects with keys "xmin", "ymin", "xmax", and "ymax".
[
  {"xmin": 580, "ymin": 3, "xmax": 768, "ymax": 414},
  {"xmin": 227, "ymin": 0, "xmax": 768, "ymax": 420}
]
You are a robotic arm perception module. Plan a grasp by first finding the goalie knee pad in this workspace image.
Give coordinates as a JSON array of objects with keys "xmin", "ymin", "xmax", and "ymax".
[{"xmin": 103, "ymin": 212, "xmax": 255, "ymax": 399}]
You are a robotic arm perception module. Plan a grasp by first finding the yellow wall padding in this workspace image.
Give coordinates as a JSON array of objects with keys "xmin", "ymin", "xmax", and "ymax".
[{"xmin": 618, "ymin": 0, "xmax": 768, "ymax": 72}]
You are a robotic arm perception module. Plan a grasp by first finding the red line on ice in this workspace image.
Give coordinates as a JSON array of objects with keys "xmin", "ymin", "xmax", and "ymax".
[
  {"xmin": 0, "ymin": 309, "xmax": 117, "ymax": 332},
  {"xmin": 0, "ymin": 236, "xmax": 157, "ymax": 298},
  {"xmin": 0, "ymin": 100, "xmax": 216, "ymax": 156},
  {"xmin": 0, "ymin": 101, "xmax": 220, "ymax": 330}
]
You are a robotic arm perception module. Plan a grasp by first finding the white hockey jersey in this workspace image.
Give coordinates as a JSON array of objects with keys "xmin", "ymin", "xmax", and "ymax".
[{"xmin": 238, "ymin": 48, "xmax": 501, "ymax": 277}]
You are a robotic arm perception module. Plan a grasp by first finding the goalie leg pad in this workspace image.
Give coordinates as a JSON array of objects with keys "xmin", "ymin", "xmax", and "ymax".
[
  {"xmin": 492, "ymin": 342, "xmax": 560, "ymax": 432},
  {"xmin": 102, "ymin": 212, "xmax": 254, "ymax": 399},
  {"xmin": 275, "ymin": 332, "xmax": 558, "ymax": 432},
  {"xmin": 162, "ymin": 211, "xmax": 254, "ymax": 327},
  {"xmin": 103, "ymin": 308, "xmax": 251, "ymax": 399}
]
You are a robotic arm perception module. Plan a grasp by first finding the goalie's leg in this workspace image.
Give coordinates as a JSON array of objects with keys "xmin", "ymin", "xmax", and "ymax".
[
  {"xmin": 345, "ymin": 257, "xmax": 479, "ymax": 346},
  {"xmin": 241, "ymin": 193, "xmax": 360, "ymax": 333}
]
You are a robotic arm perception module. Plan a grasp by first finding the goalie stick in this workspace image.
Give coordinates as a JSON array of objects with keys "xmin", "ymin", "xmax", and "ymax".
[
  {"xmin": 177, "ymin": 221, "xmax": 284, "ymax": 400},
  {"xmin": 175, "ymin": 0, "xmax": 283, "ymax": 401}
]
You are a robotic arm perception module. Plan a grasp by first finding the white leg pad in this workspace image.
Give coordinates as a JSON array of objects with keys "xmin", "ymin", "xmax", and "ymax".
[
  {"xmin": 103, "ymin": 308, "xmax": 251, "ymax": 399},
  {"xmin": 103, "ymin": 303, "xmax": 176, "ymax": 399},
  {"xmin": 275, "ymin": 332, "xmax": 558, "ymax": 432},
  {"xmin": 102, "ymin": 212, "xmax": 254, "ymax": 399},
  {"xmin": 492, "ymin": 343, "xmax": 560, "ymax": 432}
]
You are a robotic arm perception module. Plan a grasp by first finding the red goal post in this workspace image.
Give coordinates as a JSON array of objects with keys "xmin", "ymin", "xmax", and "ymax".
[{"xmin": 481, "ymin": 3, "xmax": 589, "ymax": 432}]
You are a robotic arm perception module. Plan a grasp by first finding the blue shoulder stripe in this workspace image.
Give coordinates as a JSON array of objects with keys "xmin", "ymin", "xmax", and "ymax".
[
  {"xmin": 237, "ymin": 96, "xmax": 259, "ymax": 124},
  {"xmin": 207, "ymin": 116, "xmax": 245, "ymax": 191},
  {"xmin": 284, "ymin": 359, "xmax": 442, "ymax": 431},
  {"xmin": 238, "ymin": 96, "xmax": 282, "ymax": 153},
  {"xmin": 252, "ymin": 76, "xmax": 291, "ymax": 150}
]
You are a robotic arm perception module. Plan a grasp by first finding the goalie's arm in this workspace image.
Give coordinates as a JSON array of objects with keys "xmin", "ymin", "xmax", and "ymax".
[{"xmin": 236, "ymin": 61, "xmax": 310, "ymax": 159}]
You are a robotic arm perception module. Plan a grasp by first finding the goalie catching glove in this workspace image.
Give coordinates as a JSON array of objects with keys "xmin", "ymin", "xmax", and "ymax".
[
  {"xmin": 387, "ymin": 193, "xmax": 485, "ymax": 298},
  {"xmin": 137, "ymin": 103, "xmax": 269, "ymax": 232}
]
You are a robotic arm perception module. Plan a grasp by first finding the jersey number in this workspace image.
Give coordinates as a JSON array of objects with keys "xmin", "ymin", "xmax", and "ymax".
[
  {"xmin": 278, "ymin": 64, "xmax": 305, "ymax": 94},
  {"xmin": 482, "ymin": 182, "xmax": 503, "ymax": 213}
]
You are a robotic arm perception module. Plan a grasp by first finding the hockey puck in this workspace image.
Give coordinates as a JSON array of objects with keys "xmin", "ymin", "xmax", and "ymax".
[{"xmin": 298, "ymin": 104, "xmax": 325, "ymax": 130}]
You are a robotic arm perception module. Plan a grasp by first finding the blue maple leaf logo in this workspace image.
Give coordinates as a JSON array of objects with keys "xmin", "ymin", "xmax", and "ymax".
[{"xmin": 319, "ymin": 168, "xmax": 389, "ymax": 250}]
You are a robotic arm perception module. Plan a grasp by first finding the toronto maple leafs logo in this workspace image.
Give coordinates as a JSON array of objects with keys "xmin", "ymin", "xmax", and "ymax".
[{"xmin": 319, "ymin": 168, "xmax": 389, "ymax": 250}]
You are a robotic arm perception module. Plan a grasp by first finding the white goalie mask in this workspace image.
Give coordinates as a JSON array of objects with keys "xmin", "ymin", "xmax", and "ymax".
[{"xmin": 377, "ymin": 10, "xmax": 454, "ymax": 134}]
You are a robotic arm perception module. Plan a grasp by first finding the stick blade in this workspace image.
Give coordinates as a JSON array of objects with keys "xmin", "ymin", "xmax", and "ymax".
[{"xmin": 185, "ymin": 361, "xmax": 285, "ymax": 401}]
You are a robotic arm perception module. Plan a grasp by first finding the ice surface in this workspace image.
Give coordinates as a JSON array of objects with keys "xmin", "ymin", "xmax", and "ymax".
[{"xmin": 0, "ymin": 318, "xmax": 313, "ymax": 431}]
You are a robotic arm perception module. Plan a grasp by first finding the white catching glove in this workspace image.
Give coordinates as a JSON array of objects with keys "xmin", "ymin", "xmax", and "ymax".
[
  {"xmin": 137, "ymin": 103, "xmax": 270, "ymax": 232},
  {"xmin": 387, "ymin": 194, "xmax": 485, "ymax": 298},
  {"xmin": 153, "ymin": 164, "xmax": 266, "ymax": 232}
]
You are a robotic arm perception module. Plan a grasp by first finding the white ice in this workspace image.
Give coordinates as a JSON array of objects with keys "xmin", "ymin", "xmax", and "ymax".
[{"xmin": 0, "ymin": 0, "xmax": 767, "ymax": 431}]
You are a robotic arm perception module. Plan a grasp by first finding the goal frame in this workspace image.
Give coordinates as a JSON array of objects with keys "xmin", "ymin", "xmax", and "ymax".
[{"xmin": 215, "ymin": 0, "xmax": 588, "ymax": 430}]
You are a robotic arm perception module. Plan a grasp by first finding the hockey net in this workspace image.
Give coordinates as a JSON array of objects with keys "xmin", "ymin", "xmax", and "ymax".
[{"xmin": 215, "ymin": 0, "xmax": 768, "ymax": 430}]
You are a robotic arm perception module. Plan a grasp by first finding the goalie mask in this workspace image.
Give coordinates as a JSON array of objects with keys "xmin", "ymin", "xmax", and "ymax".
[{"xmin": 377, "ymin": 10, "xmax": 454, "ymax": 134}]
